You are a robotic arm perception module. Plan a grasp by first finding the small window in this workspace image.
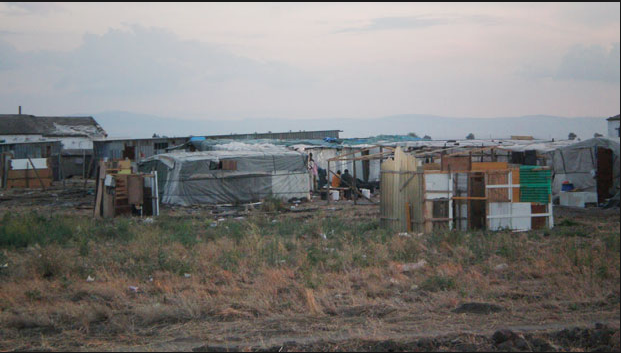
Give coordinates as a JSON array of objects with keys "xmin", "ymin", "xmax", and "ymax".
[
  {"xmin": 209, "ymin": 160, "xmax": 237, "ymax": 170},
  {"xmin": 154, "ymin": 142, "xmax": 168, "ymax": 150}
]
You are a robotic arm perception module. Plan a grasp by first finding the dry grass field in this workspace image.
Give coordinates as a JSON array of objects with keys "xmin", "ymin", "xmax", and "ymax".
[{"xmin": 0, "ymin": 189, "xmax": 619, "ymax": 351}]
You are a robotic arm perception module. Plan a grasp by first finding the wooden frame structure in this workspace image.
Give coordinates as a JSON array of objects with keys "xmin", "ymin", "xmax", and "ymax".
[
  {"xmin": 93, "ymin": 160, "xmax": 159, "ymax": 219},
  {"xmin": 325, "ymin": 145, "xmax": 395, "ymax": 205},
  {"xmin": 380, "ymin": 147, "xmax": 554, "ymax": 233}
]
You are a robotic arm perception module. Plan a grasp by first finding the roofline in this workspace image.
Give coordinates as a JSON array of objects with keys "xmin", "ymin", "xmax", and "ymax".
[{"xmin": 0, "ymin": 140, "xmax": 62, "ymax": 146}]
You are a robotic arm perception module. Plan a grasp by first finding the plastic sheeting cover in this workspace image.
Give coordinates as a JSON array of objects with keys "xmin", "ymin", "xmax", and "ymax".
[
  {"xmin": 549, "ymin": 137, "xmax": 620, "ymax": 195},
  {"xmin": 138, "ymin": 150, "xmax": 311, "ymax": 206}
]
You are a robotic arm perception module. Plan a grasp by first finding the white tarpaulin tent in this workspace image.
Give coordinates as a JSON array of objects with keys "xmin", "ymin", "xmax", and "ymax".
[
  {"xmin": 139, "ymin": 150, "xmax": 311, "ymax": 206},
  {"xmin": 549, "ymin": 137, "xmax": 620, "ymax": 197}
]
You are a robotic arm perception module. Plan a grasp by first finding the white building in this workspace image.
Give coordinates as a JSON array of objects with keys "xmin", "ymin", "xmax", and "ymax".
[{"xmin": 0, "ymin": 114, "xmax": 107, "ymax": 150}]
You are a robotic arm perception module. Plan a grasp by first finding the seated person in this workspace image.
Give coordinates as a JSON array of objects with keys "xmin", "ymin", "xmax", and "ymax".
[
  {"xmin": 332, "ymin": 170, "xmax": 342, "ymax": 187},
  {"xmin": 341, "ymin": 169, "xmax": 354, "ymax": 199}
]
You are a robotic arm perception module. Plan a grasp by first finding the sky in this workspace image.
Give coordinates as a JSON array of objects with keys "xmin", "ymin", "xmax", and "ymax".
[{"xmin": 0, "ymin": 2, "xmax": 619, "ymax": 121}]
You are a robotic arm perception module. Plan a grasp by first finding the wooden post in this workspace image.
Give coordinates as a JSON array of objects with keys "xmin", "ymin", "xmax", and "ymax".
[
  {"xmin": 327, "ymin": 160, "xmax": 330, "ymax": 205},
  {"xmin": 353, "ymin": 158, "xmax": 357, "ymax": 205},
  {"xmin": 83, "ymin": 155, "xmax": 94, "ymax": 190},
  {"xmin": 405, "ymin": 202, "xmax": 412, "ymax": 232},
  {"xmin": 93, "ymin": 161, "xmax": 106, "ymax": 218},
  {"xmin": 26, "ymin": 158, "xmax": 29, "ymax": 188},
  {"xmin": 27, "ymin": 157, "xmax": 46, "ymax": 190},
  {"xmin": 60, "ymin": 154, "xmax": 65, "ymax": 188}
]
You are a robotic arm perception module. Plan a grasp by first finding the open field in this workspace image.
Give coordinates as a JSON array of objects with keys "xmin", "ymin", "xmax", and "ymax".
[{"xmin": 0, "ymin": 187, "xmax": 619, "ymax": 351}]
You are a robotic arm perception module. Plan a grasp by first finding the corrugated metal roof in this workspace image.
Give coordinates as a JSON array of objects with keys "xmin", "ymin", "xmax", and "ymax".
[{"xmin": 0, "ymin": 114, "xmax": 107, "ymax": 137}]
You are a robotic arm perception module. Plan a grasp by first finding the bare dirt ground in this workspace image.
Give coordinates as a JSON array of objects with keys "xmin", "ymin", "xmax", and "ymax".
[{"xmin": 0, "ymin": 183, "xmax": 619, "ymax": 352}]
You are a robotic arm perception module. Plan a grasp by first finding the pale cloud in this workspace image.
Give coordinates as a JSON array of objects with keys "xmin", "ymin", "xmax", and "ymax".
[
  {"xmin": 556, "ymin": 43, "xmax": 620, "ymax": 83},
  {"xmin": 520, "ymin": 43, "xmax": 620, "ymax": 84},
  {"xmin": 335, "ymin": 14, "xmax": 499, "ymax": 33},
  {"xmin": 1, "ymin": 2, "xmax": 65, "ymax": 15},
  {"xmin": 1, "ymin": 25, "xmax": 312, "ymax": 97}
]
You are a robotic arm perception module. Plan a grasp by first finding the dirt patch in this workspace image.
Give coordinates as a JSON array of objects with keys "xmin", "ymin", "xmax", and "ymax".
[
  {"xmin": 189, "ymin": 324, "xmax": 620, "ymax": 352},
  {"xmin": 452, "ymin": 302, "xmax": 503, "ymax": 314}
]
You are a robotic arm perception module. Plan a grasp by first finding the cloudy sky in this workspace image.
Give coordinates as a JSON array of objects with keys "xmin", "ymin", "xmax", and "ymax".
[{"xmin": 0, "ymin": 2, "xmax": 619, "ymax": 120}]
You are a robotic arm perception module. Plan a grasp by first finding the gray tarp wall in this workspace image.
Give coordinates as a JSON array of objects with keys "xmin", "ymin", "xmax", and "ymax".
[
  {"xmin": 548, "ymin": 137, "xmax": 620, "ymax": 196},
  {"xmin": 139, "ymin": 150, "xmax": 311, "ymax": 206}
]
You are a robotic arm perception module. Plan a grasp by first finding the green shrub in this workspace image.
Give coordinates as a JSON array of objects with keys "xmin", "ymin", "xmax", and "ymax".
[{"xmin": 0, "ymin": 212, "xmax": 74, "ymax": 248}]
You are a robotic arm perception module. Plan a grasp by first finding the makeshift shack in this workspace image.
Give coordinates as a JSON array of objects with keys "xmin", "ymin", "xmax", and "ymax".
[
  {"xmin": 1, "ymin": 156, "xmax": 52, "ymax": 189},
  {"xmin": 549, "ymin": 137, "xmax": 620, "ymax": 206},
  {"xmin": 138, "ymin": 150, "xmax": 311, "ymax": 206},
  {"xmin": 381, "ymin": 147, "xmax": 554, "ymax": 233},
  {"xmin": 93, "ymin": 160, "xmax": 159, "ymax": 218}
]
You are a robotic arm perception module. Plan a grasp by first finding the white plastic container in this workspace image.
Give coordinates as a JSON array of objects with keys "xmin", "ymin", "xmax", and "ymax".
[
  {"xmin": 361, "ymin": 188, "xmax": 371, "ymax": 199},
  {"xmin": 330, "ymin": 190, "xmax": 340, "ymax": 201}
]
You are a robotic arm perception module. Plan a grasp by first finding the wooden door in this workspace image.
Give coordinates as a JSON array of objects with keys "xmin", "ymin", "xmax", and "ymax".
[
  {"xmin": 596, "ymin": 147, "xmax": 613, "ymax": 204},
  {"xmin": 469, "ymin": 172, "xmax": 486, "ymax": 230}
]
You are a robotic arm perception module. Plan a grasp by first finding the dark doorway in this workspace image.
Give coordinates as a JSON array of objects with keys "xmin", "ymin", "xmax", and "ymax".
[
  {"xmin": 596, "ymin": 147, "xmax": 613, "ymax": 204},
  {"xmin": 469, "ymin": 172, "xmax": 486, "ymax": 230},
  {"xmin": 123, "ymin": 145, "xmax": 135, "ymax": 160}
]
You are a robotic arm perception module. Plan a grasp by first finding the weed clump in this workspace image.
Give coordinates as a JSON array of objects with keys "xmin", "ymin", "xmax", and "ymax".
[
  {"xmin": 420, "ymin": 275, "xmax": 457, "ymax": 292},
  {"xmin": 261, "ymin": 195, "xmax": 286, "ymax": 212}
]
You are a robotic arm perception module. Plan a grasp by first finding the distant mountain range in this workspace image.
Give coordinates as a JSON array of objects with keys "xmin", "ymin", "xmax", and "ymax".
[{"xmin": 90, "ymin": 111, "xmax": 610, "ymax": 140}]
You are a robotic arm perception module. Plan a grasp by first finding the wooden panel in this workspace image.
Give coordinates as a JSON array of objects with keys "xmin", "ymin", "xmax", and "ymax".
[
  {"xmin": 380, "ymin": 147, "xmax": 422, "ymax": 232},
  {"xmin": 531, "ymin": 204, "xmax": 547, "ymax": 230},
  {"xmin": 487, "ymin": 171, "xmax": 510, "ymax": 202},
  {"xmin": 469, "ymin": 172, "xmax": 486, "ymax": 229},
  {"xmin": 432, "ymin": 199, "xmax": 450, "ymax": 230},
  {"xmin": 102, "ymin": 188, "xmax": 115, "ymax": 218},
  {"xmin": 511, "ymin": 168, "xmax": 520, "ymax": 202},
  {"xmin": 472, "ymin": 162, "xmax": 508, "ymax": 171},
  {"xmin": 127, "ymin": 175, "xmax": 144, "ymax": 205},
  {"xmin": 441, "ymin": 156, "xmax": 471, "ymax": 172},
  {"xmin": 6, "ymin": 178, "xmax": 52, "ymax": 189},
  {"xmin": 423, "ymin": 163, "xmax": 441, "ymax": 170},
  {"xmin": 7, "ymin": 168, "xmax": 53, "ymax": 180}
]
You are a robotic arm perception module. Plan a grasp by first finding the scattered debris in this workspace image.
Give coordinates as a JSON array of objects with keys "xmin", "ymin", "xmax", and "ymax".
[
  {"xmin": 128, "ymin": 286, "xmax": 140, "ymax": 293},
  {"xmin": 494, "ymin": 263, "xmax": 508, "ymax": 271},
  {"xmin": 184, "ymin": 273, "xmax": 191, "ymax": 278},
  {"xmin": 86, "ymin": 275, "xmax": 95, "ymax": 282},
  {"xmin": 397, "ymin": 259, "xmax": 427, "ymax": 273}
]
